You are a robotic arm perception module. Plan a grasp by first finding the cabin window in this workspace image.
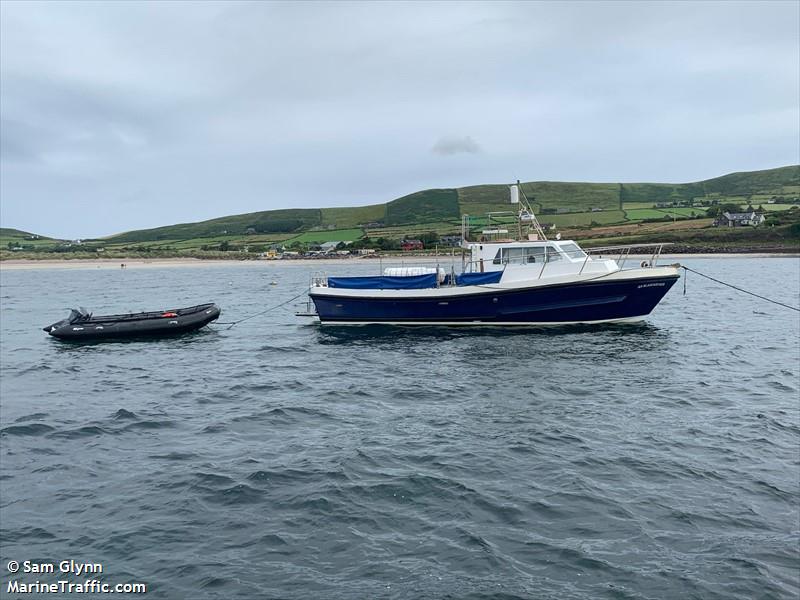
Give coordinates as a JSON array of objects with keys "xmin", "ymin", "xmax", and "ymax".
[
  {"xmin": 524, "ymin": 247, "xmax": 545, "ymax": 263},
  {"xmin": 505, "ymin": 248, "xmax": 524, "ymax": 263},
  {"xmin": 494, "ymin": 247, "xmax": 548, "ymax": 264},
  {"xmin": 544, "ymin": 246, "xmax": 562, "ymax": 262},
  {"xmin": 493, "ymin": 248, "xmax": 525, "ymax": 264},
  {"xmin": 558, "ymin": 243, "xmax": 586, "ymax": 259}
]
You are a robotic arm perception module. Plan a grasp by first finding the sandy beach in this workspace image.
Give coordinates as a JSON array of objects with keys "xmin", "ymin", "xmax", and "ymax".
[{"xmin": 0, "ymin": 257, "xmax": 375, "ymax": 270}]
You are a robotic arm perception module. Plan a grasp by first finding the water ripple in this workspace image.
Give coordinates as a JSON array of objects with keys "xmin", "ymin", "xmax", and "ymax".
[{"xmin": 1, "ymin": 259, "xmax": 798, "ymax": 599}]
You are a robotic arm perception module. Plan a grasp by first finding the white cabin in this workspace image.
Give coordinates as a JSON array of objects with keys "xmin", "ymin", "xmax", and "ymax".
[{"xmin": 466, "ymin": 240, "xmax": 619, "ymax": 281}]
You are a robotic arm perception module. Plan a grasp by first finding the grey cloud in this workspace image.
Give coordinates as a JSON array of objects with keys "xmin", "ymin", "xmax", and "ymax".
[
  {"xmin": 0, "ymin": 118, "xmax": 44, "ymax": 164},
  {"xmin": 432, "ymin": 136, "xmax": 482, "ymax": 156},
  {"xmin": 1, "ymin": 1, "xmax": 798, "ymax": 238}
]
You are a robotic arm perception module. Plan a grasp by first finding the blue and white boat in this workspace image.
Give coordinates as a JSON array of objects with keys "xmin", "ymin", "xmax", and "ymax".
[{"xmin": 304, "ymin": 185, "xmax": 680, "ymax": 326}]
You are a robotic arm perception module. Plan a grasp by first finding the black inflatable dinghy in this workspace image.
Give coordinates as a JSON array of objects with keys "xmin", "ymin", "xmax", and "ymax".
[{"xmin": 43, "ymin": 303, "xmax": 221, "ymax": 340}]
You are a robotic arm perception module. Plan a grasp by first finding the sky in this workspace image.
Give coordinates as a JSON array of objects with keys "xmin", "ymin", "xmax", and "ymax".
[{"xmin": 1, "ymin": 1, "xmax": 798, "ymax": 239}]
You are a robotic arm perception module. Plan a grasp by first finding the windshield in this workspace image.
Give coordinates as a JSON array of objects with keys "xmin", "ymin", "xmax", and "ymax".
[{"xmin": 558, "ymin": 242, "xmax": 586, "ymax": 259}]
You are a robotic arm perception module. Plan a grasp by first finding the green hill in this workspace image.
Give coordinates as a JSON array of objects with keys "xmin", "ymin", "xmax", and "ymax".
[
  {"xmin": 620, "ymin": 166, "xmax": 799, "ymax": 204},
  {"xmin": 458, "ymin": 182, "xmax": 622, "ymax": 215},
  {"xmin": 460, "ymin": 166, "xmax": 799, "ymax": 213},
  {"xmin": 105, "ymin": 208, "xmax": 325, "ymax": 243},
  {"xmin": 386, "ymin": 189, "xmax": 460, "ymax": 225},
  {"xmin": 4, "ymin": 166, "xmax": 798, "ymax": 255},
  {"xmin": 1, "ymin": 228, "xmax": 63, "ymax": 250},
  {"xmin": 1, "ymin": 227, "xmax": 48, "ymax": 239}
]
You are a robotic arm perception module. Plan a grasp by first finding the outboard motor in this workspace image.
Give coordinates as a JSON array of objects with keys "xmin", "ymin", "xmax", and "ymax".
[
  {"xmin": 43, "ymin": 308, "xmax": 92, "ymax": 333},
  {"xmin": 70, "ymin": 308, "xmax": 92, "ymax": 323}
]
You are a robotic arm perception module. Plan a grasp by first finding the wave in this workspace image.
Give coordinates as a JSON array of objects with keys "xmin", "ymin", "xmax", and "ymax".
[
  {"xmin": 0, "ymin": 423, "xmax": 55, "ymax": 436},
  {"xmin": 49, "ymin": 425, "xmax": 111, "ymax": 439}
]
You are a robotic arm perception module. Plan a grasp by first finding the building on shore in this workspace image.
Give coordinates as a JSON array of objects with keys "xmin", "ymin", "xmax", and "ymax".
[
  {"xmin": 401, "ymin": 239, "xmax": 424, "ymax": 251},
  {"xmin": 713, "ymin": 211, "xmax": 765, "ymax": 227}
]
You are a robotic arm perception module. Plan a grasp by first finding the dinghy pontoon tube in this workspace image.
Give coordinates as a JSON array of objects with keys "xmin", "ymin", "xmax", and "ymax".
[{"xmin": 43, "ymin": 303, "xmax": 221, "ymax": 340}]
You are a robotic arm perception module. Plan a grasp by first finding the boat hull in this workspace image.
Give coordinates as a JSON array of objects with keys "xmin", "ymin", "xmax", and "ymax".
[
  {"xmin": 309, "ymin": 272, "xmax": 679, "ymax": 326},
  {"xmin": 44, "ymin": 303, "xmax": 221, "ymax": 340}
]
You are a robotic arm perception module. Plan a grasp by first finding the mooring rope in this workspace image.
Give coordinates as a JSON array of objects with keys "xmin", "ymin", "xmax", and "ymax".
[
  {"xmin": 681, "ymin": 265, "xmax": 800, "ymax": 312},
  {"xmin": 213, "ymin": 290, "xmax": 310, "ymax": 329}
]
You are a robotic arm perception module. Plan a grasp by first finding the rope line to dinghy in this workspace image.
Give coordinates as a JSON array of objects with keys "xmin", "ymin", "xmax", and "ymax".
[
  {"xmin": 212, "ymin": 290, "xmax": 310, "ymax": 329},
  {"xmin": 681, "ymin": 265, "xmax": 800, "ymax": 312}
]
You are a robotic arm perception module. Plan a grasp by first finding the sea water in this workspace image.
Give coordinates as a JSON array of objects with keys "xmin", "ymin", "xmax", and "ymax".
[{"xmin": 1, "ymin": 257, "xmax": 798, "ymax": 599}]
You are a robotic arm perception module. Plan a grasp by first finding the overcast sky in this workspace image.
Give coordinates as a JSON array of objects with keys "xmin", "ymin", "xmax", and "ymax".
[{"xmin": 1, "ymin": 1, "xmax": 798, "ymax": 239}]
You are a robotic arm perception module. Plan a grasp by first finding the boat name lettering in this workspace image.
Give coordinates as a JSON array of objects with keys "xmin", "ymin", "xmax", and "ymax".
[{"xmin": 637, "ymin": 282, "xmax": 665, "ymax": 288}]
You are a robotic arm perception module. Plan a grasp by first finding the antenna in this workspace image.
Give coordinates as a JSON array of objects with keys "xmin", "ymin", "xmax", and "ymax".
[{"xmin": 514, "ymin": 181, "xmax": 547, "ymax": 241}]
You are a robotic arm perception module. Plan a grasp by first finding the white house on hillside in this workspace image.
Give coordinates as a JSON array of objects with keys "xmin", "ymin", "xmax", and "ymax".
[{"xmin": 713, "ymin": 211, "xmax": 766, "ymax": 227}]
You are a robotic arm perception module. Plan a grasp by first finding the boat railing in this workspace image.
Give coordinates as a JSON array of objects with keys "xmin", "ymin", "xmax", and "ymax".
[
  {"xmin": 462, "ymin": 243, "xmax": 671, "ymax": 279},
  {"xmin": 582, "ymin": 243, "xmax": 671, "ymax": 271},
  {"xmin": 308, "ymin": 243, "xmax": 671, "ymax": 291},
  {"xmin": 310, "ymin": 271, "xmax": 328, "ymax": 288},
  {"xmin": 463, "ymin": 245, "xmax": 586, "ymax": 278}
]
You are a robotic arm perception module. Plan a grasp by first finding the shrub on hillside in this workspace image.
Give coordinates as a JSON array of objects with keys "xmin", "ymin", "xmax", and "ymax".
[
  {"xmin": 706, "ymin": 203, "xmax": 743, "ymax": 218},
  {"xmin": 250, "ymin": 218, "xmax": 305, "ymax": 233}
]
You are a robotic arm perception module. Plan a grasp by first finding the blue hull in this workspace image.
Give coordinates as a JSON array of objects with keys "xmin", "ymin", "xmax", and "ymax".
[{"xmin": 310, "ymin": 274, "xmax": 679, "ymax": 324}]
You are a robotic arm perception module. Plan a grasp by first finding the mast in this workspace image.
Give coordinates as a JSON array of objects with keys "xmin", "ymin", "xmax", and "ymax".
[
  {"xmin": 461, "ymin": 180, "xmax": 549, "ymax": 247},
  {"xmin": 511, "ymin": 180, "xmax": 547, "ymax": 241}
]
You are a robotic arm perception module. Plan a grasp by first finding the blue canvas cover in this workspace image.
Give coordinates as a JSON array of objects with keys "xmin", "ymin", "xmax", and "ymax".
[
  {"xmin": 456, "ymin": 271, "xmax": 503, "ymax": 286},
  {"xmin": 327, "ymin": 274, "xmax": 438, "ymax": 290}
]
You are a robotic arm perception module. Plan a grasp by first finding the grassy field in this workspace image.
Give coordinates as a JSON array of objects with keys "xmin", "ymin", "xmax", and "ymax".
[
  {"xmin": 622, "ymin": 202, "xmax": 659, "ymax": 210},
  {"xmin": 103, "ymin": 208, "xmax": 323, "ymax": 244},
  {"xmin": 320, "ymin": 204, "xmax": 386, "ymax": 228},
  {"xmin": 101, "ymin": 233, "xmax": 298, "ymax": 250},
  {"xmin": 624, "ymin": 208, "xmax": 705, "ymax": 220},
  {"xmin": 457, "ymin": 182, "xmax": 622, "ymax": 214},
  {"xmin": 365, "ymin": 221, "xmax": 462, "ymax": 239},
  {"xmin": 1, "ymin": 228, "xmax": 63, "ymax": 249},
  {"xmin": 620, "ymin": 182, "xmax": 703, "ymax": 205},
  {"xmin": 105, "ymin": 239, "xmax": 179, "ymax": 249},
  {"xmin": 385, "ymin": 189, "xmax": 460, "ymax": 226},
  {"xmin": 462, "ymin": 215, "xmax": 517, "ymax": 228},
  {"xmin": 579, "ymin": 222, "xmax": 800, "ymax": 250},
  {"xmin": 366, "ymin": 209, "xmax": 631, "ymax": 237},
  {"xmin": 545, "ymin": 210, "xmax": 627, "ymax": 227},
  {"xmin": 561, "ymin": 218, "xmax": 715, "ymax": 241},
  {"xmin": 624, "ymin": 209, "xmax": 670, "ymax": 220},
  {"xmin": 619, "ymin": 166, "xmax": 799, "ymax": 206},
  {"xmin": 285, "ymin": 229, "xmax": 365, "ymax": 244},
  {"xmin": 761, "ymin": 203, "xmax": 800, "ymax": 212},
  {"xmin": 457, "ymin": 184, "xmax": 508, "ymax": 206},
  {"xmin": 524, "ymin": 182, "xmax": 621, "ymax": 212},
  {"xmin": 458, "ymin": 204, "xmax": 519, "ymax": 220},
  {"xmin": 749, "ymin": 193, "xmax": 800, "ymax": 204}
]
